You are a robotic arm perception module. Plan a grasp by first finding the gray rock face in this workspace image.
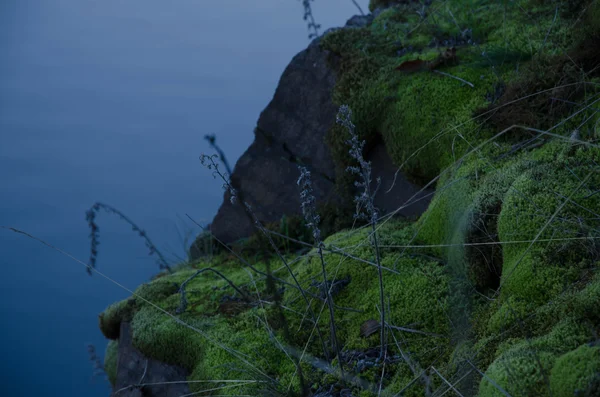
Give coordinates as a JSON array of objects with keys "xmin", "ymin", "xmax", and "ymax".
[
  {"xmin": 205, "ymin": 12, "xmax": 433, "ymax": 248},
  {"xmin": 209, "ymin": 34, "xmax": 340, "ymax": 244},
  {"xmin": 111, "ymin": 322, "xmax": 190, "ymax": 397}
]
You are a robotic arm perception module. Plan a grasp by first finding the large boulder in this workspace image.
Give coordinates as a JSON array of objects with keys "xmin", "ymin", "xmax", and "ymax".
[
  {"xmin": 204, "ymin": 13, "xmax": 432, "ymax": 249},
  {"xmin": 208, "ymin": 35, "xmax": 340, "ymax": 245}
]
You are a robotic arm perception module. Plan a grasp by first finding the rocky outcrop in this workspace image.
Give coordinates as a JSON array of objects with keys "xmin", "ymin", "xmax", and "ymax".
[
  {"xmin": 208, "ymin": 36, "xmax": 340, "ymax": 245},
  {"xmin": 111, "ymin": 322, "xmax": 189, "ymax": 397},
  {"xmin": 105, "ymin": 2, "xmax": 600, "ymax": 395},
  {"xmin": 205, "ymin": 12, "xmax": 432, "ymax": 248}
]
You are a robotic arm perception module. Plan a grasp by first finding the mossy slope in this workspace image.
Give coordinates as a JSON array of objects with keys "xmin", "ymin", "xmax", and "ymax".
[{"xmin": 99, "ymin": 1, "xmax": 600, "ymax": 395}]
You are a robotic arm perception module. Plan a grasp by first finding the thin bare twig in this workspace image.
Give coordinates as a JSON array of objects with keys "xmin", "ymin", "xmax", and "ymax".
[
  {"xmin": 85, "ymin": 202, "xmax": 172, "ymax": 274},
  {"xmin": 465, "ymin": 359, "xmax": 512, "ymax": 397},
  {"xmin": 338, "ymin": 104, "xmax": 387, "ymax": 360},
  {"xmin": 351, "ymin": 0, "xmax": 365, "ymax": 16},
  {"xmin": 200, "ymin": 148, "xmax": 329, "ymax": 368},
  {"xmin": 432, "ymin": 70, "xmax": 475, "ymax": 88},
  {"xmin": 431, "ymin": 366, "xmax": 465, "ymax": 397},
  {"xmin": 298, "ymin": 165, "xmax": 344, "ymax": 379}
]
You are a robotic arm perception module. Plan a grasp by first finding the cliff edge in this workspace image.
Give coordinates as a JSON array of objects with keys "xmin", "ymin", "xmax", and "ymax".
[{"xmin": 101, "ymin": 1, "xmax": 600, "ymax": 396}]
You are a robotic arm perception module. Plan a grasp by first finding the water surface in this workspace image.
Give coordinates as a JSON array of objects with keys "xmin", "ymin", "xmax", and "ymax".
[{"xmin": 0, "ymin": 0, "xmax": 368, "ymax": 395}]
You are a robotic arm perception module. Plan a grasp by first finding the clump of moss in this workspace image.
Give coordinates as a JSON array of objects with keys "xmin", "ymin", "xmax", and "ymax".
[
  {"xmin": 98, "ymin": 220, "xmax": 452, "ymax": 396},
  {"xmin": 135, "ymin": 278, "xmax": 180, "ymax": 301},
  {"xmin": 187, "ymin": 311, "xmax": 299, "ymax": 395},
  {"xmin": 130, "ymin": 305, "xmax": 206, "ymax": 370},
  {"xmin": 323, "ymin": 0, "xmax": 581, "ymax": 192},
  {"xmin": 550, "ymin": 344, "xmax": 600, "ymax": 396},
  {"xmin": 490, "ymin": 146, "xmax": 600, "ymax": 323},
  {"xmin": 479, "ymin": 325, "xmax": 599, "ymax": 397},
  {"xmin": 321, "ymin": 1, "xmax": 595, "ymax": 190},
  {"xmin": 99, "ymin": 298, "xmax": 137, "ymax": 340},
  {"xmin": 477, "ymin": 319, "xmax": 589, "ymax": 395},
  {"xmin": 281, "ymin": 220, "xmax": 451, "ymax": 393},
  {"xmin": 479, "ymin": 346, "xmax": 556, "ymax": 397},
  {"xmin": 479, "ymin": 35, "xmax": 600, "ymax": 136}
]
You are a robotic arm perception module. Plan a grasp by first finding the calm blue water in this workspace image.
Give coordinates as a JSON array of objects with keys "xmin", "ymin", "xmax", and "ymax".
[{"xmin": 0, "ymin": 0, "xmax": 368, "ymax": 395}]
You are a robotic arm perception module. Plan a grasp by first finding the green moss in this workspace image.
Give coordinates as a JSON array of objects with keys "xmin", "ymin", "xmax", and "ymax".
[
  {"xmin": 99, "ymin": 2, "xmax": 600, "ymax": 395},
  {"xmin": 99, "ymin": 298, "xmax": 137, "ymax": 340},
  {"xmin": 187, "ymin": 311, "xmax": 298, "ymax": 395},
  {"xmin": 408, "ymin": 72, "xmax": 599, "ymax": 397},
  {"xmin": 323, "ymin": 0, "xmax": 580, "ymax": 191},
  {"xmin": 479, "ymin": 346, "xmax": 555, "ymax": 397},
  {"xmin": 491, "ymin": 145, "xmax": 600, "ymax": 325},
  {"xmin": 293, "ymin": 222, "xmax": 449, "ymax": 343},
  {"xmin": 478, "ymin": 318, "xmax": 592, "ymax": 396},
  {"xmin": 412, "ymin": 135, "xmax": 600, "ymax": 341},
  {"xmin": 131, "ymin": 305, "xmax": 207, "ymax": 370},
  {"xmin": 281, "ymin": 221, "xmax": 451, "ymax": 393},
  {"xmin": 104, "ymin": 340, "xmax": 119, "ymax": 386},
  {"xmin": 475, "ymin": 270, "xmax": 600, "ymax": 374},
  {"xmin": 99, "ymin": 203, "xmax": 599, "ymax": 395},
  {"xmin": 135, "ymin": 278, "xmax": 180, "ymax": 301},
  {"xmin": 99, "ymin": 219, "xmax": 452, "ymax": 395},
  {"xmin": 551, "ymin": 344, "xmax": 600, "ymax": 396},
  {"xmin": 381, "ymin": 64, "xmax": 499, "ymax": 183}
]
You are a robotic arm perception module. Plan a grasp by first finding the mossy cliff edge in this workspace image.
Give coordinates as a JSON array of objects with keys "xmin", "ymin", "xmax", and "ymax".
[{"xmin": 100, "ymin": 1, "xmax": 600, "ymax": 396}]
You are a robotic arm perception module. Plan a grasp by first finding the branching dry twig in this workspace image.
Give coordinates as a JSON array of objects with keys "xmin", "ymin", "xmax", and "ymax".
[
  {"xmin": 298, "ymin": 165, "xmax": 344, "ymax": 381},
  {"xmin": 85, "ymin": 202, "xmax": 171, "ymax": 275},
  {"xmin": 338, "ymin": 104, "xmax": 387, "ymax": 363},
  {"xmin": 301, "ymin": 0, "xmax": 321, "ymax": 39}
]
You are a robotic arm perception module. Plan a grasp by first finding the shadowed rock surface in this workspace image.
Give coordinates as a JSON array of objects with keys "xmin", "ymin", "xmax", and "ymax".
[
  {"xmin": 111, "ymin": 322, "xmax": 189, "ymax": 397},
  {"xmin": 367, "ymin": 140, "xmax": 433, "ymax": 218},
  {"xmin": 207, "ymin": 35, "xmax": 340, "ymax": 245},
  {"xmin": 204, "ymin": 12, "xmax": 431, "ymax": 250}
]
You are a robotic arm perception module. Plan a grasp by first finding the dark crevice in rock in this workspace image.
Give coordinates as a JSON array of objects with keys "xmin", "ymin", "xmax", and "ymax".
[{"xmin": 366, "ymin": 136, "xmax": 434, "ymax": 219}]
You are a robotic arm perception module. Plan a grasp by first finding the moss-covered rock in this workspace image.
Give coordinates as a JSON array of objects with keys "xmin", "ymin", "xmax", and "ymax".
[
  {"xmin": 479, "ymin": 346, "xmax": 556, "ymax": 397},
  {"xmin": 324, "ymin": 0, "xmax": 579, "ymax": 184},
  {"xmin": 99, "ymin": 298, "xmax": 137, "ymax": 340},
  {"xmin": 550, "ymin": 344, "xmax": 600, "ymax": 396},
  {"xmin": 99, "ymin": 1, "xmax": 600, "ymax": 395},
  {"xmin": 478, "ymin": 318, "xmax": 594, "ymax": 396}
]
